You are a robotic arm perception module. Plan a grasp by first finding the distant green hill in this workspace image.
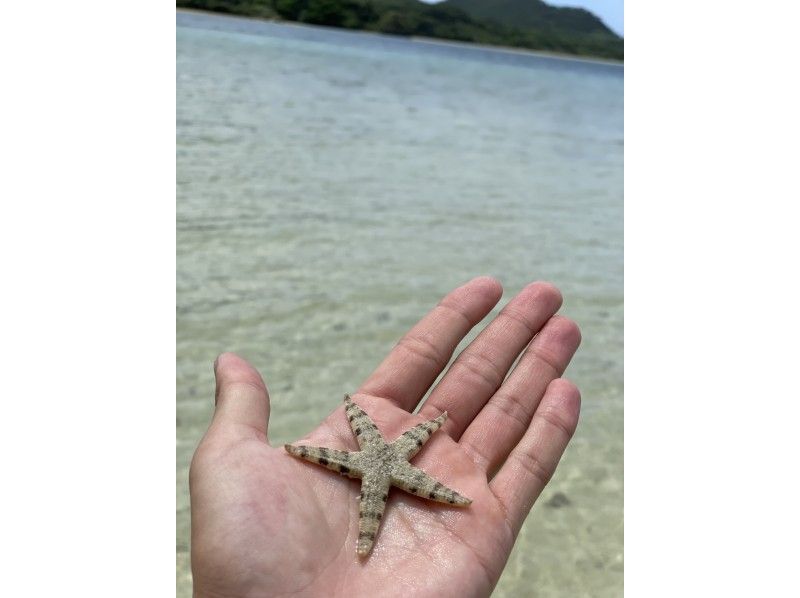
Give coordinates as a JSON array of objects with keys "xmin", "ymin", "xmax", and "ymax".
[
  {"xmin": 176, "ymin": 0, "xmax": 623, "ymax": 60},
  {"xmin": 442, "ymin": 0, "xmax": 614, "ymax": 35},
  {"xmin": 441, "ymin": 0, "xmax": 622, "ymax": 59}
]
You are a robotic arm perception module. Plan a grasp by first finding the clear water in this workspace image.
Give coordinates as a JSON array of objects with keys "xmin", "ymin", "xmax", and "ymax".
[{"xmin": 177, "ymin": 11, "xmax": 623, "ymax": 597}]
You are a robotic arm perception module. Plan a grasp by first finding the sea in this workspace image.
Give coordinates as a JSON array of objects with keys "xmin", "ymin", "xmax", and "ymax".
[{"xmin": 177, "ymin": 10, "xmax": 623, "ymax": 597}]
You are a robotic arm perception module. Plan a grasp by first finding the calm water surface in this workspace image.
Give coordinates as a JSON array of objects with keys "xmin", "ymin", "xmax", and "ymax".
[{"xmin": 177, "ymin": 11, "xmax": 622, "ymax": 597}]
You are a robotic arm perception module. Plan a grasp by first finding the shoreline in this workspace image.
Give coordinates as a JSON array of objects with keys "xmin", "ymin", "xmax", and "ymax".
[
  {"xmin": 177, "ymin": 8, "xmax": 623, "ymax": 67},
  {"xmin": 408, "ymin": 35, "xmax": 623, "ymax": 67}
]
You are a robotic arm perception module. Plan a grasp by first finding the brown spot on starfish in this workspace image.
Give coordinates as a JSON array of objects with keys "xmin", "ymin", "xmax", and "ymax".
[{"xmin": 285, "ymin": 394, "xmax": 471, "ymax": 556}]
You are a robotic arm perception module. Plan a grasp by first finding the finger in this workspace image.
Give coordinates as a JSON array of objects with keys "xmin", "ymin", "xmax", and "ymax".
[
  {"xmin": 489, "ymin": 378, "xmax": 580, "ymax": 537},
  {"xmin": 459, "ymin": 316, "xmax": 581, "ymax": 475},
  {"xmin": 358, "ymin": 276, "xmax": 503, "ymax": 411},
  {"xmin": 209, "ymin": 352, "xmax": 270, "ymax": 443},
  {"xmin": 417, "ymin": 282, "xmax": 562, "ymax": 439}
]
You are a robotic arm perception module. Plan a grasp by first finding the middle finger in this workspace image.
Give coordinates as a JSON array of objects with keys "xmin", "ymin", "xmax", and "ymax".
[{"xmin": 417, "ymin": 281, "xmax": 562, "ymax": 439}]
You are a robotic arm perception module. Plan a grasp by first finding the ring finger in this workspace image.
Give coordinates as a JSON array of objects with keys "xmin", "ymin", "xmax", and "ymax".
[{"xmin": 459, "ymin": 315, "xmax": 581, "ymax": 477}]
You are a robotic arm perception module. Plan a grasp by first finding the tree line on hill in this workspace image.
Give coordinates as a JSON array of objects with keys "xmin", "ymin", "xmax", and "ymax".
[{"xmin": 177, "ymin": 0, "xmax": 623, "ymax": 60}]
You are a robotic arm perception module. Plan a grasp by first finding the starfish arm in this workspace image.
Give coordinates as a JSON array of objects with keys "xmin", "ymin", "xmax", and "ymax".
[
  {"xmin": 356, "ymin": 474, "xmax": 391, "ymax": 556},
  {"xmin": 343, "ymin": 394, "xmax": 385, "ymax": 449},
  {"xmin": 390, "ymin": 411, "xmax": 448, "ymax": 460},
  {"xmin": 391, "ymin": 462, "xmax": 472, "ymax": 506},
  {"xmin": 284, "ymin": 444, "xmax": 362, "ymax": 478}
]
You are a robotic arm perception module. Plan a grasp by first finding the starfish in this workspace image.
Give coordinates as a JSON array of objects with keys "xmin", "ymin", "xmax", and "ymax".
[{"xmin": 284, "ymin": 394, "xmax": 472, "ymax": 556}]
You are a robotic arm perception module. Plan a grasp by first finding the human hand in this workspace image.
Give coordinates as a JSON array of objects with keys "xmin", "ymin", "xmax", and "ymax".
[{"xmin": 190, "ymin": 277, "xmax": 581, "ymax": 597}]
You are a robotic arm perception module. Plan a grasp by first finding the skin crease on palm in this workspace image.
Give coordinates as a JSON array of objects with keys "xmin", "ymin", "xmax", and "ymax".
[{"xmin": 190, "ymin": 277, "xmax": 582, "ymax": 598}]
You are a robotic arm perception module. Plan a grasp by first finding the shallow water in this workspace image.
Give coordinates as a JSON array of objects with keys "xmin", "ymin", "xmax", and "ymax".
[{"xmin": 177, "ymin": 11, "xmax": 622, "ymax": 597}]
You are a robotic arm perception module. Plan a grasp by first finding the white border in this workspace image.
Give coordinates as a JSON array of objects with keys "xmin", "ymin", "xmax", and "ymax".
[
  {"xmin": 626, "ymin": 1, "xmax": 800, "ymax": 595},
  {"xmin": 0, "ymin": 2, "xmax": 175, "ymax": 595}
]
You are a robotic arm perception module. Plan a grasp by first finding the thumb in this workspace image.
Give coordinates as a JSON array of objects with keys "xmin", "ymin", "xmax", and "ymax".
[{"xmin": 209, "ymin": 352, "xmax": 270, "ymax": 443}]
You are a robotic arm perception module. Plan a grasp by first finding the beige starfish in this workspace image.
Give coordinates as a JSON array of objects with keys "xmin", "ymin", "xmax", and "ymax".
[{"xmin": 285, "ymin": 394, "xmax": 472, "ymax": 556}]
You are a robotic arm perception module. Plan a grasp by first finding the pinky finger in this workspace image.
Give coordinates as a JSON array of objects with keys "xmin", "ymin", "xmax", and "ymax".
[{"xmin": 489, "ymin": 378, "xmax": 581, "ymax": 537}]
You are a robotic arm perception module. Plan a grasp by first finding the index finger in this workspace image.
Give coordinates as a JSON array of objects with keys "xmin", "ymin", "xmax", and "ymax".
[{"xmin": 358, "ymin": 276, "xmax": 503, "ymax": 412}]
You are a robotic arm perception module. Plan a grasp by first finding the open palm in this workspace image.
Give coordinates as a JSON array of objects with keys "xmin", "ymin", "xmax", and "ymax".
[{"xmin": 190, "ymin": 277, "xmax": 582, "ymax": 598}]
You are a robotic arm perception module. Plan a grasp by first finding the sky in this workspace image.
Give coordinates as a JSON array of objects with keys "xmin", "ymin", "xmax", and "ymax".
[{"xmin": 421, "ymin": 0, "xmax": 624, "ymax": 37}]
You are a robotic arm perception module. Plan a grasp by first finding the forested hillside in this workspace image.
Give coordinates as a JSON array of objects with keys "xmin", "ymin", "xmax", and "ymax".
[{"xmin": 177, "ymin": 0, "xmax": 623, "ymax": 60}]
